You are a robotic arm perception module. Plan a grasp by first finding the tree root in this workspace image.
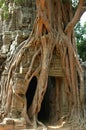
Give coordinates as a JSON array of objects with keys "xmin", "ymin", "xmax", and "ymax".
[{"xmin": 0, "ymin": 1, "xmax": 85, "ymax": 129}]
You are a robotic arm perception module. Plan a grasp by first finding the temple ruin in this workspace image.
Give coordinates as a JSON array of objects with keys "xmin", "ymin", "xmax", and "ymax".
[
  {"xmin": 0, "ymin": 0, "xmax": 85, "ymax": 130},
  {"xmin": 0, "ymin": 1, "xmax": 65, "ymax": 129}
]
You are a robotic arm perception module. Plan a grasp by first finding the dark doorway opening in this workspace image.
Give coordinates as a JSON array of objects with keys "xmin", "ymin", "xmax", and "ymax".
[
  {"xmin": 26, "ymin": 76, "xmax": 56, "ymax": 123},
  {"xmin": 38, "ymin": 77, "xmax": 56, "ymax": 123},
  {"xmin": 26, "ymin": 76, "xmax": 37, "ymax": 111},
  {"xmin": 38, "ymin": 86, "xmax": 50, "ymax": 122}
]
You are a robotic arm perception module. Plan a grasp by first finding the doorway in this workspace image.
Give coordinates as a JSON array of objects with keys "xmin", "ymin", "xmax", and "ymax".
[
  {"xmin": 26, "ymin": 76, "xmax": 37, "ymax": 110},
  {"xmin": 26, "ymin": 76, "xmax": 57, "ymax": 123},
  {"xmin": 38, "ymin": 77, "xmax": 56, "ymax": 123}
]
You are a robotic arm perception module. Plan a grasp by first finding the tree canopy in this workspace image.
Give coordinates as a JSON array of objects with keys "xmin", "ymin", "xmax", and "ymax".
[{"xmin": 75, "ymin": 21, "xmax": 86, "ymax": 61}]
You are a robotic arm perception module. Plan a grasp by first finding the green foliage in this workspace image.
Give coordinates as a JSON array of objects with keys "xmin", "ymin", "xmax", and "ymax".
[
  {"xmin": 0, "ymin": 0, "xmax": 5, "ymax": 7},
  {"xmin": 14, "ymin": 0, "xmax": 22, "ymax": 5},
  {"xmin": 75, "ymin": 22, "xmax": 86, "ymax": 61},
  {"xmin": 77, "ymin": 41, "xmax": 86, "ymax": 62},
  {"xmin": 0, "ymin": 0, "xmax": 23, "ymax": 19},
  {"xmin": 0, "ymin": 0, "xmax": 9, "ymax": 19}
]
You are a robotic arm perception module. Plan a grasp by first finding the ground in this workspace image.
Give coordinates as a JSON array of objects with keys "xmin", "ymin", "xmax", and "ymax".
[
  {"xmin": 31, "ymin": 125, "xmax": 85, "ymax": 130},
  {"xmin": 45, "ymin": 125, "xmax": 85, "ymax": 130},
  {"xmin": 48, "ymin": 127, "xmax": 70, "ymax": 130},
  {"xmin": 43, "ymin": 122, "xmax": 86, "ymax": 130}
]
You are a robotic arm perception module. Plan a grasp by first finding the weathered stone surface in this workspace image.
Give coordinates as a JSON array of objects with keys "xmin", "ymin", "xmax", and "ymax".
[
  {"xmin": 1, "ymin": 31, "xmax": 12, "ymax": 53},
  {"xmin": 0, "ymin": 1, "xmax": 36, "ymax": 126},
  {"xmin": 0, "ymin": 117, "xmax": 26, "ymax": 130},
  {"xmin": 0, "ymin": 0, "xmax": 85, "ymax": 130},
  {"xmin": 8, "ymin": 5, "xmax": 23, "ymax": 31}
]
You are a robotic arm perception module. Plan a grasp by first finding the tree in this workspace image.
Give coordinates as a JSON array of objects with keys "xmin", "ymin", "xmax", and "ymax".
[
  {"xmin": 75, "ymin": 22, "xmax": 86, "ymax": 61},
  {"xmin": 0, "ymin": 0, "xmax": 86, "ymax": 129}
]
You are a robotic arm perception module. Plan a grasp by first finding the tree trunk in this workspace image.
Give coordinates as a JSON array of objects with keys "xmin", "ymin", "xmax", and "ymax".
[{"xmin": 0, "ymin": 0, "xmax": 85, "ymax": 129}]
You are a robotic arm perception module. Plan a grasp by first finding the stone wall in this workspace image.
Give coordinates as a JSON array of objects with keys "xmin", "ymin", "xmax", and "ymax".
[
  {"xmin": 0, "ymin": 0, "xmax": 36, "ymax": 53},
  {"xmin": 0, "ymin": 0, "xmax": 36, "ymax": 113}
]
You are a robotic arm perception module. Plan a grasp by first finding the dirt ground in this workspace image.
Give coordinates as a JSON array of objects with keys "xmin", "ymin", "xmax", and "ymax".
[
  {"xmin": 47, "ymin": 127, "xmax": 70, "ymax": 130},
  {"xmin": 37, "ymin": 126, "xmax": 74, "ymax": 130},
  {"xmin": 44, "ymin": 122, "xmax": 85, "ymax": 130},
  {"xmin": 47, "ymin": 125, "xmax": 85, "ymax": 130},
  {"xmin": 47, "ymin": 127, "xmax": 85, "ymax": 130}
]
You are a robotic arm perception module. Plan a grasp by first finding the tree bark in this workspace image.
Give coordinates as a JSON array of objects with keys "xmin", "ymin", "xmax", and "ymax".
[{"xmin": 0, "ymin": 0, "xmax": 85, "ymax": 128}]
